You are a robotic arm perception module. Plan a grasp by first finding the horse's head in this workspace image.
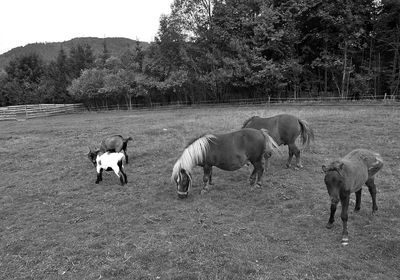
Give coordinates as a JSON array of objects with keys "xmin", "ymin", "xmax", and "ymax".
[
  {"xmin": 174, "ymin": 168, "xmax": 192, "ymax": 199},
  {"xmin": 87, "ymin": 147, "xmax": 100, "ymax": 166},
  {"xmin": 322, "ymin": 161, "xmax": 345, "ymax": 204}
]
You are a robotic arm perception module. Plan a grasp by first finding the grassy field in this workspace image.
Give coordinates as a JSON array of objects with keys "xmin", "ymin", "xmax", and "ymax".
[{"xmin": 1, "ymin": 105, "xmax": 399, "ymax": 280}]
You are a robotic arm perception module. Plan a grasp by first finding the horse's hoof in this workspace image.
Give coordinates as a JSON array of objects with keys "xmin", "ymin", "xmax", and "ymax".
[
  {"xmin": 285, "ymin": 164, "xmax": 291, "ymax": 169},
  {"xmin": 95, "ymin": 181, "xmax": 100, "ymax": 184},
  {"xmin": 354, "ymin": 207, "xmax": 361, "ymax": 212},
  {"xmin": 341, "ymin": 236, "xmax": 349, "ymax": 246},
  {"xmin": 326, "ymin": 222, "xmax": 334, "ymax": 229}
]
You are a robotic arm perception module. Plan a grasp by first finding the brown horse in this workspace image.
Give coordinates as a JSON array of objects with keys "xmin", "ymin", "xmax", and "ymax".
[
  {"xmin": 99, "ymin": 135, "xmax": 133, "ymax": 163},
  {"xmin": 322, "ymin": 149, "xmax": 383, "ymax": 245},
  {"xmin": 171, "ymin": 128, "xmax": 279, "ymax": 198},
  {"xmin": 242, "ymin": 114, "xmax": 314, "ymax": 168}
]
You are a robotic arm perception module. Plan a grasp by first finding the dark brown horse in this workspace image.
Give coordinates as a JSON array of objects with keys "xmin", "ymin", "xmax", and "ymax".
[
  {"xmin": 171, "ymin": 128, "xmax": 279, "ymax": 198},
  {"xmin": 242, "ymin": 114, "xmax": 314, "ymax": 168},
  {"xmin": 322, "ymin": 149, "xmax": 383, "ymax": 245},
  {"xmin": 99, "ymin": 135, "xmax": 133, "ymax": 163}
]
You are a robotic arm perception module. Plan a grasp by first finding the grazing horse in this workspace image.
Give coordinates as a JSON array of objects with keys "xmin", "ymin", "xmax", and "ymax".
[
  {"xmin": 100, "ymin": 135, "xmax": 133, "ymax": 163},
  {"xmin": 322, "ymin": 149, "xmax": 383, "ymax": 245},
  {"xmin": 171, "ymin": 128, "xmax": 279, "ymax": 198},
  {"xmin": 88, "ymin": 149, "xmax": 128, "ymax": 185},
  {"xmin": 242, "ymin": 114, "xmax": 314, "ymax": 168}
]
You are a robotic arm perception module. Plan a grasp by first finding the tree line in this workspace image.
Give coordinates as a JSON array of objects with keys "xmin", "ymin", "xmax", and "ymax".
[{"xmin": 0, "ymin": 0, "xmax": 399, "ymax": 108}]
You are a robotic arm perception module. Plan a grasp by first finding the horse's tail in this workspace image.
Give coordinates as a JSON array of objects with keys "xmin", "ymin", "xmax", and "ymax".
[
  {"xmin": 260, "ymin": 129, "xmax": 281, "ymax": 156},
  {"xmin": 298, "ymin": 119, "xmax": 314, "ymax": 149},
  {"xmin": 242, "ymin": 116, "xmax": 258, "ymax": 128}
]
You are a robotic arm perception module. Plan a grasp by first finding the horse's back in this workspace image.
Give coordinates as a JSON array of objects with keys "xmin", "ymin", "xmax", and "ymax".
[
  {"xmin": 344, "ymin": 149, "xmax": 383, "ymax": 178},
  {"xmin": 214, "ymin": 128, "xmax": 265, "ymax": 150},
  {"xmin": 207, "ymin": 129, "xmax": 265, "ymax": 170},
  {"xmin": 243, "ymin": 114, "xmax": 300, "ymax": 145}
]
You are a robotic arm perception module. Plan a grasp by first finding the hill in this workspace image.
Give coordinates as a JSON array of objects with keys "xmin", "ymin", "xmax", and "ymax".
[{"xmin": 0, "ymin": 37, "xmax": 149, "ymax": 70}]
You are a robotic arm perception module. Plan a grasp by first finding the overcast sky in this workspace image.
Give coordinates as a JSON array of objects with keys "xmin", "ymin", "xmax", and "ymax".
[{"xmin": 0, "ymin": 0, "xmax": 173, "ymax": 55}]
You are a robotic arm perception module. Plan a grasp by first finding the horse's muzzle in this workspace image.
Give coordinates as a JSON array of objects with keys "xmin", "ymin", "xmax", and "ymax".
[{"xmin": 177, "ymin": 191, "xmax": 188, "ymax": 199}]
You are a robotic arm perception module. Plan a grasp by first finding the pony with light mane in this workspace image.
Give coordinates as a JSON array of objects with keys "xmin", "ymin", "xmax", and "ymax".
[
  {"xmin": 171, "ymin": 128, "xmax": 279, "ymax": 198},
  {"xmin": 322, "ymin": 148, "xmax": 383, "ymax": 245}
]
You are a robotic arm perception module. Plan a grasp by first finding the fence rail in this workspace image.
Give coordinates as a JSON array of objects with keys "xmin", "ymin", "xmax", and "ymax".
[
  {"xmin": 0, "ymin": 103, "xmax": 85, "ymax": 121},
  {"xmin": 87, "ymin": 96, "xmax": 399, "ymax": 111},
  {"xmin": 1, "ymin": 97, "xmax": 398, "ymax": 121}
]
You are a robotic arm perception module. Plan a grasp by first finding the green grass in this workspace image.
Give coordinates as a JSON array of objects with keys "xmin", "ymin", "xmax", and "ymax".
[{"xmin": 1, "ymin": 105, "xmax": 399, "ymax": 279}]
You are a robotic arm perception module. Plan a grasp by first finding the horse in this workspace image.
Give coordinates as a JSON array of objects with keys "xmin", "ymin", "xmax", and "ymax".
[
  {"xmin": 99, "ymin": 135, "xmax": 133, "ymax": 163},
  {"xmin": 88, "ymin": 149, "xmax": 128, "ymax": 185},
  {"xmin": 242, "ymin": 114, "xmax": 314, "ymax": 169},
  {"xmin": 171, "ymin": 128, "xmax": 279, "ymax": 198},
  {"xmin": 322, "ymin": 149, "xmax": 384, "ymax": 245}
]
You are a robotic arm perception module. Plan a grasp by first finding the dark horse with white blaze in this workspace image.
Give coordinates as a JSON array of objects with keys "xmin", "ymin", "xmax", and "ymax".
[
  {"xmin": 171, "ymin": 128, "xmax": 279, "ymax": 198},
  {"xmin": 242, "ymin": 114, "xmax": 314, "ymax": 168},
  {"xmin": 322, "ymin": 149, "xmax": 383, "ymax": 245}
]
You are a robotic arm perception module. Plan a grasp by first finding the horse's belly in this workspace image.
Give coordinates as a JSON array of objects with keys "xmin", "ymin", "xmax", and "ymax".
[{"xmin": 211, "ymin": 154, "xmax": 247, "ymax": 171}]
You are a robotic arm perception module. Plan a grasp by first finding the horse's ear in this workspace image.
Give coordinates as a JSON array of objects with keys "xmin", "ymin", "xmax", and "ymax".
[
  {"xmin": 88, "ymin": 146, "xmax": 92, "ymax": 152},
  {"xmin": 338, "ymin": 162, "xmax": 344, "ymax": 170},
  {"xmin": 180, "ymin": 169, "xmax": 187, "ymax": 175},
  {"xmin": 322, "ymin": 165, "xmax": 328, "ymax": 173}
]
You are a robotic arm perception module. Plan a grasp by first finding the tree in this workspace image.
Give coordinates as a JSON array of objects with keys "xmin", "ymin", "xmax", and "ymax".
[
  {"xmin": 4, "ymin": 53, "xmax": 45, "ymax": 104},
  {"xmin": 68, "ymin": 44, "xmax": 95, "ymax": 79},
  {"xmin": 67, "ymin": 68, "xmax": 106, "ymax": 107},
  {"xmin": 39, "ymin": 49, "xmax": 71, "ymax": 103},
  {"xmin": 374, "ymin": 0, "xmax": 400, "ymax": 99}
]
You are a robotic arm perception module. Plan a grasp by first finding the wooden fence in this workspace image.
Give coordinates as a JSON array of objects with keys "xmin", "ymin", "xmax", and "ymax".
[
  {"xmin": 87, "ymin": 96, "xmax": 399, "ymax": 111},
  {"xmin": 0, "ymin": 103, "xmax": 85, "ymax": 121},
  {"xmin": 1, "ymin": 97, "xmax": 398, "ymax": 121}
]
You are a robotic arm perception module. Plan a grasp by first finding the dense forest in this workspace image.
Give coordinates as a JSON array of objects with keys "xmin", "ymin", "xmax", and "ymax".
[{"xmin": 0, "ymin": 0, "xmax": 399, "ymax": 108}]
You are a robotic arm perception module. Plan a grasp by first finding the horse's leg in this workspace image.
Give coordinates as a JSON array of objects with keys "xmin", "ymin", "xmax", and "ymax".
[
  {"xmin": 366, "ymin": 178, "xmax": 378, "ymax": 213},
  {"xmin": 208, "ymin": 167, "xmax": 213, "ymax": 185},
  {"xmin": 201, "ymin": 165, "xmax": 212, "ymax": 194},
  {"xmin": 340, "ymin": 191, "xmax": 350, "ymax": 245},
  {"xmin": 96, "ymin": 168, "xmax": 103, "ymax": 184},
  {"xmin": 249, "ymin": 166, "xmax": 258, "ymax": 186},
  {"xmin": 291, "ymin": 143, "xmax": 302, "ymax": 169},
  {"xmin": 250, "ymin": 159, "xmax": 264, "ymax": 187},
  {"xmin": 326, "ymin": 198, "xmax": 338, "ymax": 229},
  {"xmin": 285, "ymin": 144, "xmax": 294, "ymax": 168},
  {"xmin": 354, "ymin": 189, "xmax": 362, "ymax": 212}
]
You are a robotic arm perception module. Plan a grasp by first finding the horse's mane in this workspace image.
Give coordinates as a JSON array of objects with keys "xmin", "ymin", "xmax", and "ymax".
[
  {"xmin": 185, "ymin": 134, "xmax": 210, "ymax": 148},
  {"xmin": 242, "ymin": 116, "xmax": 259, "ymax": 128},
  {"xmin": 171, "ymin": 134, "xmax": 216, "ymax": 182}
]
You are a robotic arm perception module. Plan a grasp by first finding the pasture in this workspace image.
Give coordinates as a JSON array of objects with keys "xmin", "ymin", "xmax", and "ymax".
[{"xmin": 1, "ymin": 105, "xmax": 399, "ymax": 280}]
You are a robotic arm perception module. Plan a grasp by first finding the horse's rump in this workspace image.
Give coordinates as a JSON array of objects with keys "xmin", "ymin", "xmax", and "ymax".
[{"xmin": 242, "ymin": 114, "xmax": 314, "ymax": 149}]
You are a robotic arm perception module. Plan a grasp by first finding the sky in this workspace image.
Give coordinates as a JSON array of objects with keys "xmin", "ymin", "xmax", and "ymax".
[{"xmin": 0, "ymin": 0, "xmax": 174, "ymax": 55}]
